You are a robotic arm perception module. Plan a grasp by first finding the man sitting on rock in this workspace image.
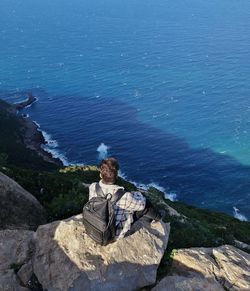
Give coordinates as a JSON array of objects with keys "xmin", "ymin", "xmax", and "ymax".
[{"xmin": 88, "ymin": 157, "xmax": 161, "ymax": 239}]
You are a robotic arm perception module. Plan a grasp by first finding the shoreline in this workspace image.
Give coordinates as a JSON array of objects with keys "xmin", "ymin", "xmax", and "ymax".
[
  {"xmin": 14, "ymin": 92, "xmax": 37, "ymax": 110},
  {"xmin": 13, "ymin": 95, "xmax": 64, "ymax": 167},
  {"xmin": 1, "ymin": 95, "xmax": 248, "ymax": 222}
]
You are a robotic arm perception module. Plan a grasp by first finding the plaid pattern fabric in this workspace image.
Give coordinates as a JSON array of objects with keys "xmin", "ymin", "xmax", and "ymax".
[
  {"xmin": 89, "ymin": 181, "xmax": 146, "ymax": 239},
  {"xmin": 114, "ymin": 191, "xmax": 146, "ymax": 238}
]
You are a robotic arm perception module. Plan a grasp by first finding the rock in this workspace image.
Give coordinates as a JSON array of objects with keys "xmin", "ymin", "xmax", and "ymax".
[
  {"xmin": 0, "ymin": 229, "xmax": 34, "ymax": 270},
  {"xmin": 33, "ymin": 214, "xmax": 170, "ymax": 291},
  {"xmin": 0, "ymin": 171, "xmax": 46, "ymax": 230},
  {"xmin": 152, "ymin": 275, "xmax": 223, "ymax": 291},
  {"xmin": 0, "ymin": 230, "xmax": 34, "ymax": 291},
  {"xmin": 0, "ymin": 269, "xmax": 29, "ymax": 291},
  {"xmin": 234, "ymin": 239, "xmax": 250, "ymax": 252},
  {"xmin": 153, "ymin": 245, "xmax": 250, "ymax": 291},
  {"xmin": 17, "ymin": 261, "xmax": 33, "ymax": 286}
]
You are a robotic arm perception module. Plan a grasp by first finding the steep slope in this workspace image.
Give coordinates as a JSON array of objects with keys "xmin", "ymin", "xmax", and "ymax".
[{"xmin": 0, "ymin": 171, "xmax": 46, "ymax": 230}]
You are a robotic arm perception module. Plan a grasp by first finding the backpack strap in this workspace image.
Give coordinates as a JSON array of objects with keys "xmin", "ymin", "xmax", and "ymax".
[
  {"xmin": 95, "ymin": 182, "xmax": 105, "ymax": 197},
  {"xmin": 111, "ymin": 188, "xmax": 125, "ymax": 204},
  {"xmin": 95, "ymin": 182, "xmax": 125, "ymax": 203}
]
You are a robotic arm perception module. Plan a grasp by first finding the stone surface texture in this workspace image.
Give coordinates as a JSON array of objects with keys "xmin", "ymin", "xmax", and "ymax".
[
  {"xmin": 153, "ymin": 245, "xmax": 250, "ymax": 291},
  {"xmin": 17, "ymin": 261, "xmax": 33, "ymax": 286},
  {"xmin": 0, "ymin": 269, "xmax": 29, "ymax": 291},
  {"xmin": 0, "ymin": 172, "xmax": 46, "ymax": 230},
  {"xmin": 0, "ymin": 229, "xmax": 34, "ymax": 291},
  {"xmin": 33, "ymin": 214, "xmax": 170, "ymax": 291}
]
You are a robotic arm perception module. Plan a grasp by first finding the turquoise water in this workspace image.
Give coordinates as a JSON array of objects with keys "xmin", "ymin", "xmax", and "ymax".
[{"xmin": 1, "ymin": 0, "xmax": 250, "ymax": 219}]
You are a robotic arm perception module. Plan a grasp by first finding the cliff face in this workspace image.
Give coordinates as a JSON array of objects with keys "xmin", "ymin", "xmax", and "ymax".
[
  {"xmin": 0, "ymin": 171, "xmax": 46, "ymax": 230},
  {"xmin": 0, "ymin": 215, "xmax": 170, "ymax": 291},
  {"xmin": 0, "ymin": 218, "xmax": 249, "ymax": 291},
  {"xmin": 0, "ymin": 98, "xmax": 60, "ymax": 170}
]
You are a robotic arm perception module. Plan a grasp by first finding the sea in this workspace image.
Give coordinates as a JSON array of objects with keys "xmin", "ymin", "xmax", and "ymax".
[{"xmin": 0, "ymin": 0, "xmax": 250, "ymax": 221}]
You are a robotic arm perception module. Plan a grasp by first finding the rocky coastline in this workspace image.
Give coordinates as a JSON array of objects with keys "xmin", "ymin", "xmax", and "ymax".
[
  {"xmin": 14, "ymin": 92, "xmax": 37, "ymax": 111},
  {"xmin": 12, "ymin": 94, "xmax": 63, "ymax": 167}
]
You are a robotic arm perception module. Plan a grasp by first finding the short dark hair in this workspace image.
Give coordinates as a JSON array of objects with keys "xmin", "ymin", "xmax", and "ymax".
[{"xmin": 99, "ymin": 157, "xmax": 119, "ymax": 184}]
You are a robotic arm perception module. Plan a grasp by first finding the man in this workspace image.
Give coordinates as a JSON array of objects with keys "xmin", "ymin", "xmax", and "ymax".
[{"xmin": 89, "ymin": 157, "xmax": 161, "ymax": 239}]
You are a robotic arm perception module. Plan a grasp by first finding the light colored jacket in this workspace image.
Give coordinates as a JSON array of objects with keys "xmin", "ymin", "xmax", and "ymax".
[{"xmin": 89, "ymin": 180, "xmax": 146, "ymax": 239}]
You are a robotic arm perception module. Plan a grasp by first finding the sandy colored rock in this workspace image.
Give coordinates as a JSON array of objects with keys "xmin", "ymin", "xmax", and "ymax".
[
  {"xmin": 0, "ymin": 172, "xmax": 46, "ymax": 230},
  {"xmin": 153, "ymin": 245, "xmax": 250, "ymax": 291},
  {"xmin": 152, "ymin": 275, "xmax": 223, "ymax": 291},
  {"xmin": 33, "ymin": 214, "xmax": 170, "ymax": 291}
]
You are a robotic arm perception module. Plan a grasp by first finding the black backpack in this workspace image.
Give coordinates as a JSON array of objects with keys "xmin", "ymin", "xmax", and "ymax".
[{"xmin": 82, "ymin": 182, "xmax": 124, "ymax": 246}]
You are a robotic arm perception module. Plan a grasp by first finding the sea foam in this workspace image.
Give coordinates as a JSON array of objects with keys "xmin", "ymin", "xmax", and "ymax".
[
  {"xmin": 148, "ymin": 182, "xmax": 177, "ymax": 201},
  {"xmin": 233, "ymin": 207, "xmax": 248, "ymax": 221},
  {"xmin": 32, "ymin": 121, "xmax": 69, "ymax": 165},
  {"xmin": 97, "ymin": 143, "xmax": 109, "ymax": 160},
  {"xmin": 118, "ymin": 173, "xmax": 178, "ymax": 202},
  {"xmin": 40, "ymin": 129, "xmax": 69, "ymax": 166}
]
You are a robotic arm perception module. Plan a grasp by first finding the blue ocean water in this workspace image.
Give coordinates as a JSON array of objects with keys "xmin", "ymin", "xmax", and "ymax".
[{"xmin": 1, "ymin": 0, "xmax": 250, "ymax": 220}]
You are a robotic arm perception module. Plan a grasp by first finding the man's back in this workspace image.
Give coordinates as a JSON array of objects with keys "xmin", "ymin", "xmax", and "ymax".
[{"xmin": 89, "ymin": 180, "xmax": 146, "ymax": 238}]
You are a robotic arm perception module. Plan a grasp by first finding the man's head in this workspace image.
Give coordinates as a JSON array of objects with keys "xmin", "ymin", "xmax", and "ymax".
[{"xmin": 99, "ymin": 157, "xmax": 119, "ymax": 184}]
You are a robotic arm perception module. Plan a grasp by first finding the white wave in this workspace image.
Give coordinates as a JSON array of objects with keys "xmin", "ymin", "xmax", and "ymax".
[
  {"xmin": 148, "ymin": 182, "xmax": 177, "ymax": 201},
  {"xmin": 41, "ymin": 130, "xmax": 69, "ymax": 166},
  {"xmin": 42, "ymin": 131, "xmax": 58, "ymax": 148},
  {"xmin": 118, "ymin": 176, "xmax": 178, "ymax": 202},
  {"xmin": 42, "ymin": 145, "xmax": 69, "ymax": 166},
  {"xmin": 24, "ymin": 98, "xmax": 38, "ymax": 108},
  {"xmin": 148, "ymin": 182, "xmax": 166, "ymax": 193},
  {"xmin": 233, "ymin": 207, "xmax": 248, "ymax": 221},
  {"xmin": 130, "ymin": 180, "xmax": 148, "ymax": 190},
  {"xmin": 117, "ymin": 171, "xmax": 148, "ymax": 189},
  {"xmin": 33, "ymin": 121, "xmax": 41, "ymax": 129},
  {"xmin": 118, "ymin": 170, "xmax": 127, "ymax": 180},
  {"xmin": 164, "ymin": 192, "xmax": 178, "ymax": 202},
  {"xmin": 14, "ymin": 96, "xmax": 38, "ymax": 108},
  {"xmin": 97, "ymin": 143, "xmax": 109, "ymax": 160}
]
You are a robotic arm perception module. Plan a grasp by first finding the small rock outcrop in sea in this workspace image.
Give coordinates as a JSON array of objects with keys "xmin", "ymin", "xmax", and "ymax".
[
  {"xmin": 14, "ymin": 92, "xmax": 37, "ymax": 111},
  {"xmin": 0, "ymin": 172, "xmax": 46, "ymax": 230},
  {"xmin": 153, "ymin": 245, "xmax": 250, "ymax": 291},
  {"xmin": 32, "ymin": 214, "xmax": 170, "ymax": 291}
]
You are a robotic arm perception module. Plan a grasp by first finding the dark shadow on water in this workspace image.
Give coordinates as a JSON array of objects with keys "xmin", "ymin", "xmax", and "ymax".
[{"xmin": 1, "ymin": 89, "xmax": 250, "ymax": 219}]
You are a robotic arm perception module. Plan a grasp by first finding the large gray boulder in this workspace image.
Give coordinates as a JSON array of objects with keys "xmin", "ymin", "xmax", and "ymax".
[
  {"xmin": 0, "ymin": 229, "xmax": 34, "ymax": 270},
  {"xmin": 33, "ymin": 214, "xmax": 170, "ymax": 291},
  {"xmin": 153, "ymin": 245, "xmax": 250, "ymax": 291},
  {"xmin": 0, "ymin": 172, "xmax": 46, "ymax": 230},
  {"xmin": 0, "ymin": 229, "xmax": 34, "ymax": 291}
]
